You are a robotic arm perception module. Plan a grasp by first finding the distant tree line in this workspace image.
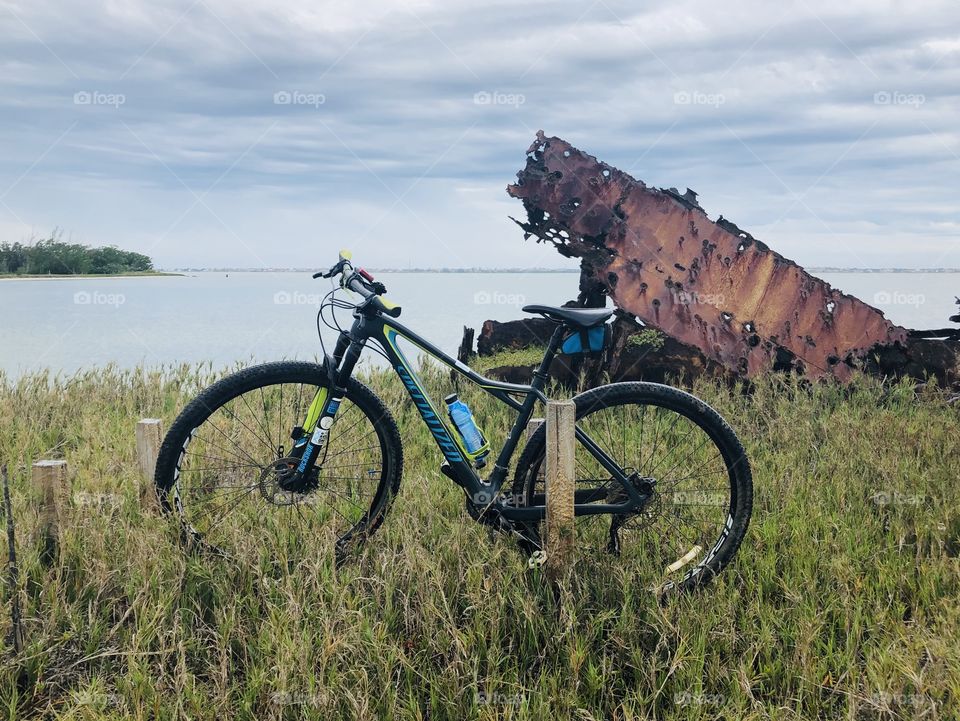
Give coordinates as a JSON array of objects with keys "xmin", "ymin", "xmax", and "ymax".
[{"xmin": 0, "ymin": 236, "xmax": 153, "ymax": 275}]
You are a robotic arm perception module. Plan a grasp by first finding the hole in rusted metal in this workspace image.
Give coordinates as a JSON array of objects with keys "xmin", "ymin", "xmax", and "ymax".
[{"xmin": 773, "ymin": 347, "xmax": 796, "ymax": 372}]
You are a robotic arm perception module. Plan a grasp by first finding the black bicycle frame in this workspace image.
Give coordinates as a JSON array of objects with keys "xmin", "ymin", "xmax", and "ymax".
[{"xmin": 307, "ymin": 304, "xmax": 646, "ymax": 522}]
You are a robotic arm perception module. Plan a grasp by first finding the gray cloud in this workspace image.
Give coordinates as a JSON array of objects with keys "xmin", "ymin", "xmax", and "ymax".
[{"xmin": 0, "ymin": 0, "xmax": 958, "ymax": 269}]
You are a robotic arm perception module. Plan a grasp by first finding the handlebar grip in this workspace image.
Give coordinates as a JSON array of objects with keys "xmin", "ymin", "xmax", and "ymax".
[{"xmin": 346, "ymin": 275, "xmax": 373, "ymax": 298}]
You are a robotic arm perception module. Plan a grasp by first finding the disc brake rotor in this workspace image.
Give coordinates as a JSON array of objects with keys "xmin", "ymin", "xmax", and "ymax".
[{"xmin": 258, "ymin": 456, "xmax": 312, "ymax": 506}]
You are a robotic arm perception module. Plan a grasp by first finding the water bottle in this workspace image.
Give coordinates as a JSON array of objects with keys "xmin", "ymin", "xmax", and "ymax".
[{"xmin": 444, "ymin": 394, "xmax": 490, "ymax": 467}]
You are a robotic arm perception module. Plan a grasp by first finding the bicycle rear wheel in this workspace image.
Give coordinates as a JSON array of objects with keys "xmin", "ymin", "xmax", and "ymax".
[
  {"xmin": 154, "ymin": 361, "xmax": 402, "ymax": 562},
  {"xmin": 511, "ymin": 382, "xmax": 752, "ymax": 592}
]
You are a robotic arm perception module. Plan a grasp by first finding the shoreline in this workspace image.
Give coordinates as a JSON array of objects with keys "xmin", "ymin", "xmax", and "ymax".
[{"xmin": 0, "ymin": 271, "xmax": 182, "ymax": 280}]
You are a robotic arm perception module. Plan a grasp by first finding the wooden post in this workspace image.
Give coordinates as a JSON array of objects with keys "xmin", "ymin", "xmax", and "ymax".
[
  {"xmin": 526, "ymin": 417, "xmax": 543, "ymax": 439},
  {"xmin": 544, "ymin": 401, "xmax": 575, "ymax": 577},
  {"xmin": 33, "ymin": 460, "xmax": 67, "ymax": 565},
  {"xmin": 457, "ymin": 326, "xmax": 475, "ymax": 363},
  {"xmin": 3, "ymin": 465, "xmax": 24, "ymax": 653},
  {"xmin": 136, "ymin": 419, "xmax": 163, "ymax": 511}
]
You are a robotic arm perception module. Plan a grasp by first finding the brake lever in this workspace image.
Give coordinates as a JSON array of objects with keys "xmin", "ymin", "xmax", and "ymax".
[{"xmin": 314, "ymin": 259, "xmax": 347, "ymax": 280}]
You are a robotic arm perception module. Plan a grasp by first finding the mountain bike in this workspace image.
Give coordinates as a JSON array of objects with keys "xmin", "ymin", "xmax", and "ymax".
[{"xmin": 155, "ymin": 251, "xmax": 753, "ymax": 592}]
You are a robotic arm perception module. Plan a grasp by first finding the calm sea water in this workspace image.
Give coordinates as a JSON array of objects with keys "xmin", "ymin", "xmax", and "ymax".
[{"xmin": 0, "ymin": 271, "xmax": 956, "ymax": 379}]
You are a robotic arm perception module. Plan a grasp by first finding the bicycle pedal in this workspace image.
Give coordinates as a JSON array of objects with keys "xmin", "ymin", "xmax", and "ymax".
[{"xmin": 527, "ymin": 550, "xmax": 547, "ymax": 569}]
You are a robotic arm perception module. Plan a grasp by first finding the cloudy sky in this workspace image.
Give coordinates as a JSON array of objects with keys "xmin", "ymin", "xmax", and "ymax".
[{"xmin": 0, "ymin": 0, "xmax": 958, "ymax": 270}]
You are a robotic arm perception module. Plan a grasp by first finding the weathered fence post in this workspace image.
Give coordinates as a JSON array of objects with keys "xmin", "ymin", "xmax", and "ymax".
[
  {"xmin": 135, "ymin": 419, "xmax": 163, "ymax": 511},
  {"xmin": 544, "ymin": 400, "xmax": 575, "ymax": 578},
  {"xmin": 33, "ymin": 460, "xmax": 67, "ymax": 564},
  {"xmin": 526, "ymin": 417, "xmax": 543, "ymax": 439},
  {"xmin": 3, "ymin": 465, "xmax": 23, "ymax": 653}
]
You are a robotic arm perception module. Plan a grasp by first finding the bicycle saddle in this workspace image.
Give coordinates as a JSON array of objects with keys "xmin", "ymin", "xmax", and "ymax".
[{"xmin": 521, "ymin": 304, "xmax": 613, "ymax": 327}]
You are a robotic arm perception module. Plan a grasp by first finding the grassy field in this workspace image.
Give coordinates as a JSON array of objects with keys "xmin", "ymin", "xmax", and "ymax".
[{"xmin": 0, "ymin": 361, "xmax": 958, "ymax": 720}]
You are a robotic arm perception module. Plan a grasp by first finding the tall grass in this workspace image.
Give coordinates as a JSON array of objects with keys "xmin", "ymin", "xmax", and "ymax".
[{"xmin": 0, "ymin": 361, "xmax": 957, "ymax": 719}]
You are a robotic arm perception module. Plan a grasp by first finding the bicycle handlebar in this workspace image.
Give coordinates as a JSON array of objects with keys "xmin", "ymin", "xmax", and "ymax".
[
  {"xmin": 312, "ymin": 250, "xmax": 401, "ymax": 317},
  {"xmin": 345, "ymin": 272, "xmax": 373, "ymax": 298}
]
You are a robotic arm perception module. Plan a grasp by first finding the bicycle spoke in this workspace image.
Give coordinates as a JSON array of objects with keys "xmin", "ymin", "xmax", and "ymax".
[
  {"xmin": 193, "ymin": 417, "xmax": 267, "ymax": 468},
  {"xmin": 520, "ymin": 388, "xmax": 748, "ymax": 591},
  {"xmin": 167, "ymin": 373, "xmax": 391, "ymax": 563},
  {"xmin": 177, "ymin": 463, "xmax": 263, "ymax": 474}
]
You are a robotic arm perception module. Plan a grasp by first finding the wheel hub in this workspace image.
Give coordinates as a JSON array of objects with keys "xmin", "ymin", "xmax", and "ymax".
[{"xmin": 258, "ymin": 456, "xmax": 319, "ymax": 505}]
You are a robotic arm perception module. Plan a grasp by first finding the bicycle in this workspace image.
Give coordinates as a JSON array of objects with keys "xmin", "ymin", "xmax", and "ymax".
[{"xmin": 155, "ymin": 251, "xmax": 753, "ymax": 592}]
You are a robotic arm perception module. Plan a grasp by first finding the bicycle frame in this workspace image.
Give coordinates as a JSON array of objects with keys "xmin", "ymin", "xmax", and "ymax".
[{"xmin": 295, "ymin": 304, "xmax": 649, "ymax": 523}]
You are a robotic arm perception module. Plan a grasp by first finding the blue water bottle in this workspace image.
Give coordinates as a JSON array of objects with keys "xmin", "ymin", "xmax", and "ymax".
[{"xmin": 444, "ymin": 394, "xmax": 490, "ymax": 467}]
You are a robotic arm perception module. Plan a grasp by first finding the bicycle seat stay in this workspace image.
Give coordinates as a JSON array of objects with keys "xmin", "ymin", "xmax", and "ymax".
[{"xmin": 521, "ymin": 304, "xmax": 613, "ymax": 327}]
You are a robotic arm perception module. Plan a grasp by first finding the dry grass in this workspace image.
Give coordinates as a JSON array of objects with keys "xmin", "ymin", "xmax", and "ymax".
[{"xmin": 0, "ymin": 361, "xmax": 958, "ymax": 720}]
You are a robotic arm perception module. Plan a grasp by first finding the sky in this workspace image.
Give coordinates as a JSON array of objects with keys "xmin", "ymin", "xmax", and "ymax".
[{"xmin": 0, "ymin": 0, "xmax": 958, "ymax": 270}]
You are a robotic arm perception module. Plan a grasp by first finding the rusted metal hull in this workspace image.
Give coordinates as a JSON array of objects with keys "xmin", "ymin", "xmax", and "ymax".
[{"xmin": 507, "ymin": 131, "xmax": 910, "ymax": 381}]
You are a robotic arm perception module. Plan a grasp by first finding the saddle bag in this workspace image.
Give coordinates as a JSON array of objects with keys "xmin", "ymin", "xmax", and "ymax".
[{"xmin": 559, "ymin": 323, "xmax": 611, "ymax": 355}]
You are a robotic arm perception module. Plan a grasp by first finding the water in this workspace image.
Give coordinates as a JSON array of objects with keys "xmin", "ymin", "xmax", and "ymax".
[
  {"xmin": 0, "ymin": 271, "xmax": 956, "ymax": 379},
  {"xmin": 0, "ymin": 272, "xmax": 575, "ymax": 379}
]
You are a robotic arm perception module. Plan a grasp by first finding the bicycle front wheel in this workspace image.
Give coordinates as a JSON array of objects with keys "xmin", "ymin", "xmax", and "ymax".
[
  {"xmin": 511, "ymin": 382, "xmax": 752, "ymax": 592},
  {"xmin": 154, "ymin": 361, "xmax": 403, "ymax": 562}
]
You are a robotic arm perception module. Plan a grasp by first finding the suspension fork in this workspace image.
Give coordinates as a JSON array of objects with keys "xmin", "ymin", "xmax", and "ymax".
[
  {"xmin": 292, "ymin": 332, "xmax": 363, "ymax": 481},
  {"xmin": 299, "ymin": 332, "xmax": 351, "ymax": 438},
  {"xmin": 332, "ymin": 331, "xmax": 350, "ymax": 365}
]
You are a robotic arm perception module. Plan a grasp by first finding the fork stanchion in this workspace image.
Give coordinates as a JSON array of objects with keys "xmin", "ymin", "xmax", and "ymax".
[
  {"xmin": 33, "ymin": 460, "xmax": 68, "ymax": 565},
  {"xmin": 544, "ymin": 400, "xmax": 575, "ymax": 578},
  {"xmin": 135, "ymin": 419, "xmax": 163, "ymax": 512}
]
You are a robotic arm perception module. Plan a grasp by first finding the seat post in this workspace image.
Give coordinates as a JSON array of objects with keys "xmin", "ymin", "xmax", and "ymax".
[
  {"xmin": 485, "ymin": 322, "xmax": 567, "ymax": 487},
  {"xmin": 529, "ymin": 324, "xmax": 567, "ymax": 391}
]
